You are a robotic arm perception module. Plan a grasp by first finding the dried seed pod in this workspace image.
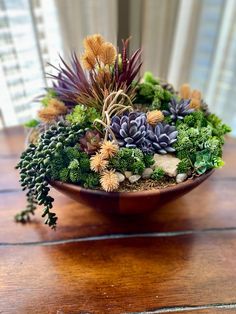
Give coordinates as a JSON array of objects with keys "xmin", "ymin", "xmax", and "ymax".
[
  {"xmin": 83, "ymin": 34, "xmax": 105, "ymax": 57},
  {"xmin": 146, "ymin": 110, "xmax": 164, "ymax": 126},
  {"xmin": 179, "ymin": 84, "xmax": 191, "ymax": 99},
  {"xmin": 99, "ymin": 42, "xmax": 117, "ymax": 65},
  {"xmin": 100, "ymin": 140, "xmax": 119, "ymax": 159},
  {"xmin": 90, "ymin": 153, "xmax": 108, "ymax": 173},
  {"xmin": 100, "ymin": 170, "xmax": 119, "ymax": 192}
]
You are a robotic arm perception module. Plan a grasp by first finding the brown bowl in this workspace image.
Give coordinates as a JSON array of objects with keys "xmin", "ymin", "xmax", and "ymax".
[{"xmin": 50, "ymin": 170, "xmax": 214, "ymax": 215}]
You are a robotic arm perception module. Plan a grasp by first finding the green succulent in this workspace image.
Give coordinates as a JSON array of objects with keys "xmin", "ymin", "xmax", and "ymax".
[
  {"xmin": 66, "ymin": 104, "xmax": 100, "ymax": 127},
  {"xmin": 194, "ymin": 150, "xmax": 224, "ymax": 175}
]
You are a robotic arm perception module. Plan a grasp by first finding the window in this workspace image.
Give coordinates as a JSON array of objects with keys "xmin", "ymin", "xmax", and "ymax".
[{"xmin": 0, "ymin": 0, "xmax": 62, "ymax": 127}]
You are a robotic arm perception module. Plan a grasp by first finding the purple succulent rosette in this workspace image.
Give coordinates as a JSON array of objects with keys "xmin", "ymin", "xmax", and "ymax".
[
  {"xmin": 109, "ymin": 112, "xmax": 147, "ymax": 148},
  {"xmin": 147, "ymin": 122, "xmax": 178, "ymax": 154},
  {"xmin": 163, "ymin": 98, "xmax": 195, "ymax": 121}
]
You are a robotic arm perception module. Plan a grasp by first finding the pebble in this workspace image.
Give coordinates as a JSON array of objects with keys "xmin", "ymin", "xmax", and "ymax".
[
  {"xmin": 128, "ymin": 175, "xmax": 141, "ymax": 184},
  {"xmin": 142, "ymin": 168, "xmax": 153, "ymax": 179},
  {"xmin": 115, "ymin": 172, "xmax": 125, "ymax": 183},
  {"xmin": 124, "ymin": 171, "xmax": 132, "ymax": 178},
  {"xmin": 176, "ymin": 173, "xmax": 188, "ymax": 183},
  {"xmin": 154, "ymin": 154, "xmax": 180, "ymax": 177}
]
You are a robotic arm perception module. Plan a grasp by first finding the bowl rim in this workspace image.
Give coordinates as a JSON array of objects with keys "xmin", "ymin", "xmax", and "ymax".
[{"xmin": 50, "ymin": 169, "xmax": 214, "ymax": 198}]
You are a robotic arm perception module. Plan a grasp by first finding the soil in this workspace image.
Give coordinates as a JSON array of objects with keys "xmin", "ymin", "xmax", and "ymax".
[{"xmin": 116, "ymin": 177, "xmax": 176, "ymax": 192}]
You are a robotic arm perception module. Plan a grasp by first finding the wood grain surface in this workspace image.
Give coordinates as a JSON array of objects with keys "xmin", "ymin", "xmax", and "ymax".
[{"xmin": 0, "ymin": 126, "xmax": 236, "ymax": 314}]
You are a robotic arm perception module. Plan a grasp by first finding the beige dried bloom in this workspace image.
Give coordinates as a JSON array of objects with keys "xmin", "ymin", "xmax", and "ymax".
[
  {"xmin": 100, "ymin": 140, "xmax": 119, "ymax": 159},
  {"xmin": 190, "ymin": 98, "xmax": 201, "ymax": 110},
  {"xmin": 179, "ymin": 84, "xmax": 191, "ymax": 99},
  {"xmin": 100, "ymin": 170, "xmax": 119, "ymax": 192},
  {"xmin": 38, "ymin": 107, "xmax": 58, "ymax": 123},
  {"xmin": 38, "ymin": 98, "xmax": 67, "ymax": 123},
  {"xmin": 90, "ymin": 153, "xmax": 108, "ymax": 173},
  {"xmin": 146, "ymin": 110, "xmax": 164, "ymax": 126},
  {"xmin": 81, "ymin": 51, "xmax": 96, "ymax": 70},
  {"xmin": 191, "ymin": 89, "xmax": 202, "ymax": 100},
  {"xmin": 48, "ymin": 98, "xmax": 67, "ymax": 115},
  {"xmin": 83, "ymin": 34, "xmax": 105, "ymax": 57},
  {"xmin": 99, "ymin": 42, "xmax": 117, "ymax": 65},
  {"xmin": 180, "ymin": 84, "xmax": 202, "ymax": 110}
]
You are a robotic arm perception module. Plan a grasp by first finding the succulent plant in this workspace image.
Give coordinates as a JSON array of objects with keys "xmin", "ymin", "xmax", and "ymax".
[
  {"xmin": 147, "ymin": 122, "xmax": 178, "ymax": 154},
  {"xmin": 140, "ymin": 139, "xmax": 154, "ymax": 154},
  {"xmin": 79, "ymin": 130, "xmax": 102, "ymax": 154},
  {"xmin": 160, "ymin": 80, "xmax": 176, "ymax": 94},
  {"xmin": 163, "ymin": 98, "xmax": 195, "ymax": 122},
  {"xmin": 109, "ymin": 112, "xmax": 147, "ymax": 149}
]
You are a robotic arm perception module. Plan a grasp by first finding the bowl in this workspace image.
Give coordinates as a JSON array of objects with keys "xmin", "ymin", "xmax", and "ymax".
[{"xmin": 50, "ymin": 170, "xmax": 214, "ymax": 215}]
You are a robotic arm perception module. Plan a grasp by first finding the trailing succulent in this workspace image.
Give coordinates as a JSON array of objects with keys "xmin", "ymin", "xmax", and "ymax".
[
  {"xmin": 16, "ymin": 33, "xmax": 231, "ymax": 228},
  {"xmin": 16, "ymin": 121, "xmax": 99, "ymax": 228}
]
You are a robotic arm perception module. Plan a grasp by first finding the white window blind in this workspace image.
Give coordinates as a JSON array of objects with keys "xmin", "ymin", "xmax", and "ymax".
[
  {"xmin": 0, "ymin": 0, "xmax": 62, "ymax": 128},
  {"xmin": 188, "ymin": 0, "xmax": 236, "ymax": 134}
]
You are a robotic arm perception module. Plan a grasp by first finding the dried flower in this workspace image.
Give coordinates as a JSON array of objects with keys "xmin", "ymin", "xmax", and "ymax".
[
  {"xmin": 83, "ymin": 34, "xmax": 104, "ymax": 57},
  {"xmin": 38, "ymin": 107, "xmax": 58, "ymax": 123},
  {"xmin": 81, "ymin": 51, "xmax": 96, "ymax": 70},
  {"xmin": 38, "ymin": 98, "xmax": 67, "ymax": 123},
  {"xmin": 190, "ymin": 98, "xmax": 201, "ymax": 110},
  {"xmin": 192, "ymin": 89, "xmax": 201, "ymax": 100},
  {"xmin": 99, "ymin": 42, "xmax": 117, "ymax": 65},
  {"xmin": 90, "ymin": 153, "xmax": 108, "ymax": 173},
  {"xmin": 179, "ymin": 84, "xmax": 191, "ymax": 99},
  {"xmin": 189, "ymin": 89, "xmax": 202, "ymax": 110},
  {"xmin": 180, "ymin": 84, "xmax": 202, "ymax": 110},
  {"xmin": 146, "ymin": 110, "xmax": 164, "ymax": 125},
  {"xmin": 48, "ymin": 98, "xmax": 67, "ymax": 115},
  {"xmin": 100, "ymin": 170, "xmax": 119, "ymax": 192},
  {"xmin": 100, "ymin": 140, "xmax": 119, "ymax": 159}
]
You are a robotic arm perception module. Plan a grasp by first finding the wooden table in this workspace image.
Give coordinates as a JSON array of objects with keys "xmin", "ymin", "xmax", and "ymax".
[{"xmin": 0, "ymin": 127, "xmax": 236, "ymax": 314}]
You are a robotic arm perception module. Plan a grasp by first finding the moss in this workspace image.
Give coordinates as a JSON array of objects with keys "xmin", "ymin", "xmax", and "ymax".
[
  {"xmin": 109, "ymin": 148, "xmax": 145, "ymax": 174},
  {"xmin": 177, "ymin": 159, "xmax": 192, "ymax": 174},
  {"xmin": 130, "ymin": 160, "xmax": 145, "ymax": 175},
  {"xmin": 151, "ymin": 167, "xmax": 165, "ymax": 181},
  {"xmin": 143, "ymin": 154, "xmax": 155, "ymax": 168},
  {"xmin": 59, "ymin": 168, "xmax": 69, "ymax": 182}
]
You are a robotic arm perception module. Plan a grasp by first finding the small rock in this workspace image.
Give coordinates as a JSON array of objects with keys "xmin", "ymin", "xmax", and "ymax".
[
  {"xmin": 115, "ymin": 172, "xmax": 125, "ymax": 183},
  {"xmin": 142, "ymin": 168, "xmax": 153, "ymax": 179},
  {"xmin": 128, "ymin": 175, "xmax": 141, "ymax": 183},
  {"xmin": 124, "ymin": 171, "xmax": 132, "ymax": 178},
  {"xmin": 154, "ymin": 154, "xmax": 180, "ymax": 177},
  {"xmin": 176, "ymin": 173, "xmax": 188, "ymax": 183}
]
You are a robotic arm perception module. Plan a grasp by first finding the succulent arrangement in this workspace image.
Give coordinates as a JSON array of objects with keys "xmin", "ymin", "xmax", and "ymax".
[{"xmin": 16, "ymin": 34, "xmax": 231, "ymax": 229}]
